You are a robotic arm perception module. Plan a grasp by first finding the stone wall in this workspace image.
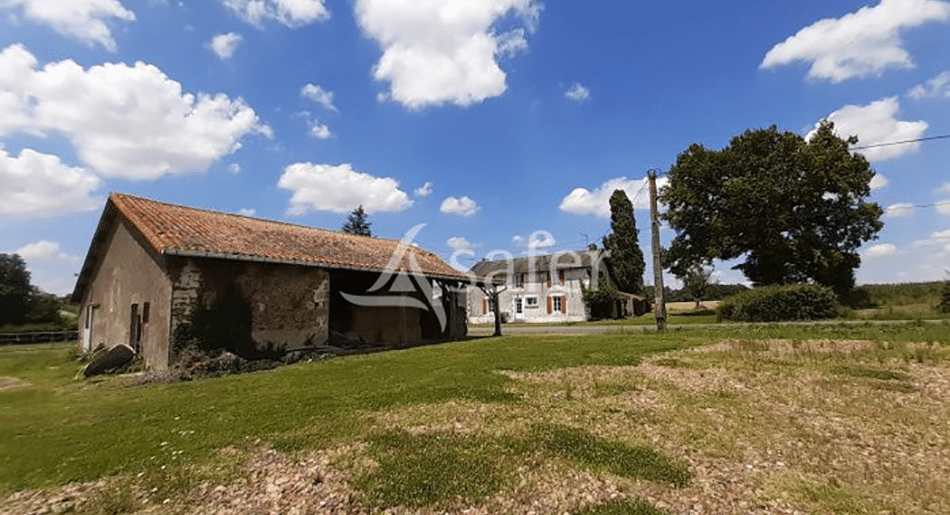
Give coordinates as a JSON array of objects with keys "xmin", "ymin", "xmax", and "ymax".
[{"xmin": 168, "ymin": 257, "xmax": 330, "ymax": 353}]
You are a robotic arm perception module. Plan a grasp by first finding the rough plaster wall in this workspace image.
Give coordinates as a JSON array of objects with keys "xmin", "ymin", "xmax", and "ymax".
[
  {"xmin": 81, "ymin": 221, "xmax": 172, "ymax": 370},
  {"xmin": 169, "ymin": 258, "xmax": 330, "ymax": 352}
]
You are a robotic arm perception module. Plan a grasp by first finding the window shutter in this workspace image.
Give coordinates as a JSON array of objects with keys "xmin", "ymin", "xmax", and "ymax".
[
  {"xmin": 561, "ymin": 297, "xmax": 567, "ymax": 313},
  {"xmin": 546, "ymin": 272, "xmax": 551, "ymax": 287},
  {"xmin": 558, "ymin": 270, "xmax": 565, "ymax": 284},
  {"xmin": 547, "ymin": 296, "xmax": 552, "ymax": 314}
]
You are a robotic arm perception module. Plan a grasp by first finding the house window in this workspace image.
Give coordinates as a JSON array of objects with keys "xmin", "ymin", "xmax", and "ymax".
[
  {"xmin": 525, "ymin": 296, "xmax": 539, "ymax": 308},
  {"xmin": 552, "ymin": 296, "xmax": 563, "ymax": 313},
  {"xmin": 142, "ymin": 302, "xmax": 150, "ymax": 324},
  {"xmin": 515, "ymin": 273, "xmax": 525, "ymax": 288}
]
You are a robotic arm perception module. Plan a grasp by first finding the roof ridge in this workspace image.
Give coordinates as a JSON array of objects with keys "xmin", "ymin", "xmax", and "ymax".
[
  {"xmin": 477, "ymin": 248, "xmax": 602, "ymax": 263},
  {"xmin": 108, "ymin": 191, "xmax": 412, "ymax": 248}
]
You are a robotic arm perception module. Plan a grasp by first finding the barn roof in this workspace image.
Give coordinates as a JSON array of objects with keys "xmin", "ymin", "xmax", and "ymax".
[{"xmin": 72, "ymin": 193, "xmax": 476, "ymax": 302}]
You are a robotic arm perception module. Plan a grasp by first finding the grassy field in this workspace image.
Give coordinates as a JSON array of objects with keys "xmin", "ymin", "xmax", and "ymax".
[{"xmin": 2, "ymin": 321, "xmax": 949, "ymax": 514}]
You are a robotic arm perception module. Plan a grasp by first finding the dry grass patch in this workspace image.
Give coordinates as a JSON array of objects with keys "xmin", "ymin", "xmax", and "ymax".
[
  {"xmin": 352, "ymin": 338, "xmax": 949, "ymax": 512},
  {"xmin": 6, "ymin": 331, "xmax": 948, "ymax": 514}
]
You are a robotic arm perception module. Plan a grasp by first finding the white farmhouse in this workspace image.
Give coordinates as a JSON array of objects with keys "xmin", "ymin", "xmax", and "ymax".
[{"xmin": 467, "ymin": 247, "xmax": 623, "ymax": 324}]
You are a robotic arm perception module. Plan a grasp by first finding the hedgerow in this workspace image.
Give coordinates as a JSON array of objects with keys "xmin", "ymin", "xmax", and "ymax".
[{"xmin": 717, "ymin": 284, "xmax": 840, "ymax": 322}]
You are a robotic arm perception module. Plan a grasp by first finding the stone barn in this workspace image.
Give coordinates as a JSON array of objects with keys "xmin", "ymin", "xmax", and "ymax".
[{"xmin": 71, "ymin": 193, "xmax": 473, "ymax": 370}]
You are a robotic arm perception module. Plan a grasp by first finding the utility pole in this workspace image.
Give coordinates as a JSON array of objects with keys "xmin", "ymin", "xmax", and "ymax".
[{"xmin": 648, "ymin": 170, "xmax": 666, "ymax": 331}]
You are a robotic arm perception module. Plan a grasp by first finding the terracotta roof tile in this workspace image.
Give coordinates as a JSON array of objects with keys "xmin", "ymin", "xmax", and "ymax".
[{"xmin": 109, "ymin": 192, "xmax": 469, "ymax": 281}]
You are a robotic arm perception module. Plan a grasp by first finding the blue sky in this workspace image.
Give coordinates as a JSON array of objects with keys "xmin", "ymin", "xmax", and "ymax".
[{"xmin": 1, "ymin": 0, "xmax": 949, "ymax": 295}]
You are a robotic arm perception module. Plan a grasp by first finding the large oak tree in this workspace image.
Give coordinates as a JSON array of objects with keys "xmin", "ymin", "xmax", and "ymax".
[
  {"xmin": 0, "ymin": 253, "xmax": 36, "ymax": 325},
  {"xmin": 660, "ymin": 122, "xmax": 883, "ymax": 295}
]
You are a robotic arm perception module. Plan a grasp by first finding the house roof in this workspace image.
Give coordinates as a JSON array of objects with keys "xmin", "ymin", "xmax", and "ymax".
[
  {"xmin": 72, "ymin": 193, "xmax": 476, "ymax": 302},
  {"xmin": 471, "ymin": 249, "xmax": 608, "ymax": 277}
]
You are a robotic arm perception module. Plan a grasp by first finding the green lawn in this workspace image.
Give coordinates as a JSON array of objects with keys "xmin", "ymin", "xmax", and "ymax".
[
  {"xmin": 0, "ymin": 332, "xmax": 693, "ymax": 494},
  {"xmin": 2, "ymin": 321, "xmax": 948, "ymax": 514}
]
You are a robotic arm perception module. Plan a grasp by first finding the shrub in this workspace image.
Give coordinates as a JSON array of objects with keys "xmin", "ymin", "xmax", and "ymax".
[
  {"xmin": 582, "ymin": 279, "xmax": 620, "ymax": 320},
  {"xmin": 940, "ymin": 281, "xmax": 950, "ymax": 314},
  {"xmin": 840, "ymin": 286, "xmax": 876, "ymax": 309},
  {"xmin": 717, "ymin": 284, "xmax": 840, "ymax": 322}
]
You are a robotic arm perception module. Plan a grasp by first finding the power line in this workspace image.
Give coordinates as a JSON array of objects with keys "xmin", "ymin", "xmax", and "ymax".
[
  {"xmin": 851, "ymin": 134, "xmax": 950, "ymax": 150},
  {"xmin": 884, "ymin": 200, "xmax": 950, "ymax": 210}
]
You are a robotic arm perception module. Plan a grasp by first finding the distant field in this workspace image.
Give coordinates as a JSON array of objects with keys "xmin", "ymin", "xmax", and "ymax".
[
  {"xmin": 3, "ymin": 321, "xmax": 949, "ymax": 514},
  {"xmin": 665, "ymin": 301, "xmax": 720, "ymax": 311}
]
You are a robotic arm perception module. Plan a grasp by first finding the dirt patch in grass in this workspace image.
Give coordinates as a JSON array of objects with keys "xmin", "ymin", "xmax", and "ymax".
[{"xmin": 0, "ymin": 376, "xmax": 29, "ymax": 390}]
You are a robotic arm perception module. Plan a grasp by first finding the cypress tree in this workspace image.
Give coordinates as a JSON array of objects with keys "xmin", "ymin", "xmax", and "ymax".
[{"xmin": 602, "ymin": 189, "xmax": 646, "ymax": 293}]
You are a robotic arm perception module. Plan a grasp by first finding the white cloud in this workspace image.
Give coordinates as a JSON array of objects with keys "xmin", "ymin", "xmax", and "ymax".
[
  {"xmin": 237, "ymin": 207, "xmax": 256, "ymax": 216},
  {"xmin": 221, "ymin": 0, "xmax": 329, "ymax": 27},
  {"xmin": 301, "ymin": 83, "xmax": 337, "ymax": 111},
  {"xmin": 447, "ymin": 236, "xmax": 476, "ymax": 251},
  {"xmin": 936, "ymin": 182, "xmax": 950, "ymax": 194},
  {"xmin": 496, "ymin": 28, "xmax": 528, "ymax": 57},
  {"xmin": 15, "ymin": 240, "xmax": 77, "ymax": 261},
  {"xmin": 565, "ymin": 83, "xmax": 590, "ymax": 101},
  {"xmin": 911, "ymin": 228, "xmax": 950, "ymax": 253},
  {"xmin": 909, "ymin": 71, "xmax": 950, "ymax": 99},
  {"xmin": 354, "ymin": 0, "xmax": 541, "ymax": 109},
  {"xmin": 3, "ymin": 0, "xmax": 135, "ymax": 51},
  {"xmin": 527, "ymin": 230, "xmax": 555, "ymax": 249},
  {"xmin": 9, "ymin": 240, "xmax": 82, "ymax": 295},
  {"xmin": 278, "ymin": 162, "xmax": 412, "ymax": 215},
  {"xmin": 511, "ymin": 230, "xmax": 556, "ymax": 250},
  {"xmin": 210, "ymin": 32, "xmax": 242, "ymax": 59},
  {"xmin": 870, "ymin": 174, "xmax": 890, "ymax": 191},
  {"xmin": 0, "ymin": 147, "xmax": 101, "ymax": 218},
  {"xmin": 309, "ymin": 122, "xmax": 331, "ymax": 139},
  {"xmin": 864, "ymin": 243, "xmax": 898, "ymax": 259},
  {"xmin": 228, "ymin": 163, "xmax": 241, "ymax": 174},
  {"xmin": 559, "ymin": 176, "xmax": 664, "ymax": 218},
  {"xmin": 414, "ymin": 182, "xmax": 434, "ymax": 198},
  {"xmin": 884, "ymin": 203, "xmax": 914, "ymax": 218},
  {"xmin": 0, "ymin": 44, "xmax": 270, "ymax": 180},
  {"xmin": 938, "ymin": 200, "xmax": 950, "ymax": 215},
  {"xmin": 811, "ymin": 97, "xmax": 927, "ymax": 161},
  {"xmin": 761, "ymin": 0, "xmax": 950, "ymax": 82},
  {"xmin": 440, "ymin": 196, "xmax": 480, "ymax": 217}
]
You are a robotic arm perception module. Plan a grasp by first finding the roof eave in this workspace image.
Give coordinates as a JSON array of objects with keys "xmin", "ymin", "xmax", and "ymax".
[{"xmin": 163, "ymin": 248, "xmax": 479, "ymax": 285}]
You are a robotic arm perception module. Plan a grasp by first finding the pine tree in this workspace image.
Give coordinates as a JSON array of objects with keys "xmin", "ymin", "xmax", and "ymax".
[
  {"xmin": 342, "ymin": 205, "xmax": 372, "ymax": 236},
  {"xmin": 602, "ymin": 189, "xmax": 646, "ymax": 293}
]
